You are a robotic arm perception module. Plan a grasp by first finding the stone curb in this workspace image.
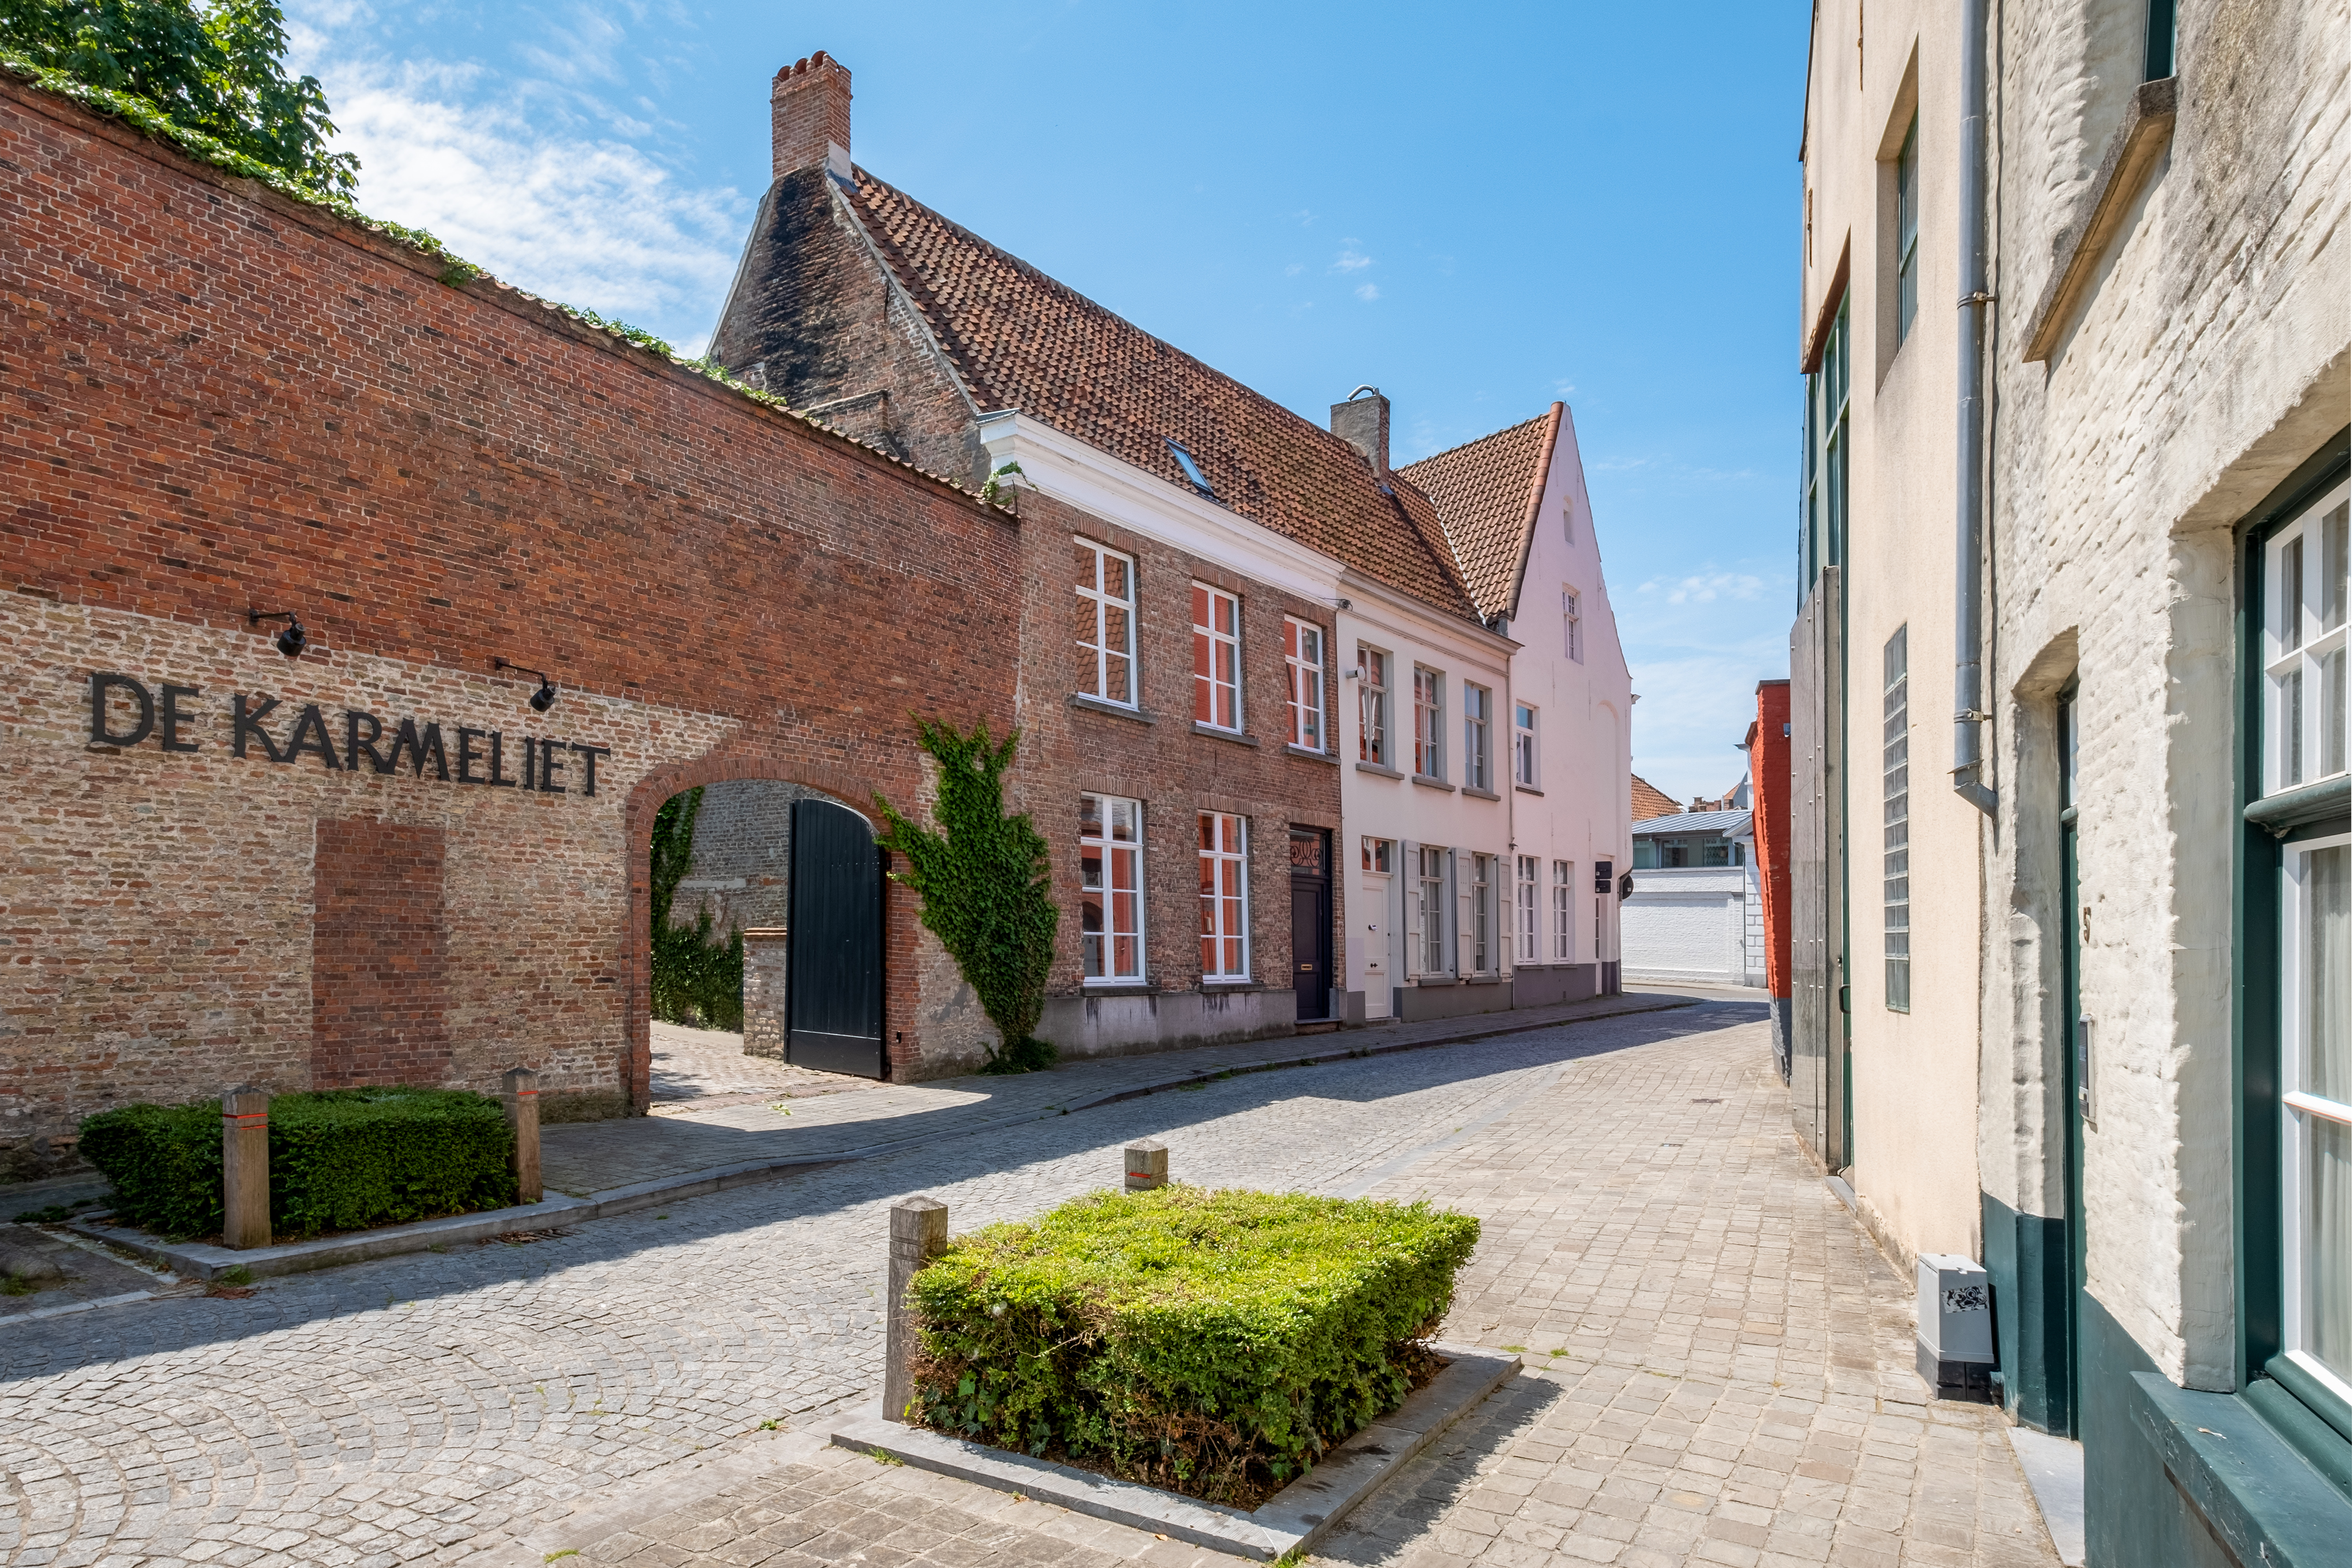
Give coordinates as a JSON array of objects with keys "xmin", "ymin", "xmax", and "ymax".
[
  {"xmin": 827, "ymin": 1343, "xmax": 1519, "ymax": 1561},
  {"xmin": 52, "ymin": 995, "xmax": 1698, "ymax": 1286}
]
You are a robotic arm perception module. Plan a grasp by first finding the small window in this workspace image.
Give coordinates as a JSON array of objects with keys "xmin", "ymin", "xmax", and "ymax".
[
  {"xmin": 1516, "ymin": 855, "xmax": 1540, "ymax": 964},
  {"xmin": 1192, "ymin": 584, "xmax": 1241, "ymax": 731},
  {"xmin": 1471, "ymin": 854, "xmax": 1495, "ymax": 973},
  {"xmin": 1418, "ymin": 845, "xmax": 1449, "ymax": 976},
  {"xmin": 2267, "ymin": 494, "xmax": 2350, "ymax": 792},
  {"xmin": 1285, "ymin": 619, "xmax": 1326, "ymax": 751},
  {"xmin": 1074, "ymin": 538, "xmax": 1137, "ymax": 706},
  {"xmin": 1198, "ymin": 812, "xmax": 1249, "ymax": 980},
  {"xmin": 1513, "ymin": 703, "xmax": 1539, "ymax": 788},
  {"xmin": 1080, "ymin": 794, "xmax": 1144, "ymax": 982},
  {"xmin": 2145, "ymin": 0, "xmax": 2177, "ymax": 81},
  {"xmin": 1361, "ymin": 837, "xmax": 1392, "ymax": 874},
  {"xmin": 1886, "ymin": 625, "xmax": 1912, "ymax": 1012},
  {"xmin": 1563, "ymin": 589, "xmax": 1584, "ymax": 663},
  {"xmin": 1562, "ymin": 497, "xmax": 1575, "ymax": 547},
  {"xmin": 1167, "ymin": 439, "xmax": 1214, "ymax": 498},
  {"xmin": 1895, "ymin": 116, "xmax": 1920, "ymax": 347},
  {"xmin": 1552, "ymin": 860, "xmax": 1573, "ymax": 961},
  {"xmin": 1358, "ymin": 645, "xmax": 1392, "ymax": 767},
  {"xmin": 1462, "ymin": 685, "xmax": 1492, "ymax": 791},
  {"xmin": 1414, "ymin": 667, "xmax": 1445, "ymax": 778}
]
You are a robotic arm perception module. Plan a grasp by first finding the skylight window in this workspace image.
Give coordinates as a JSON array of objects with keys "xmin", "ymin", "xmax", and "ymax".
[{"xmin": 1166, "ymin": 439, "xmax": 1214, "ymax": 498}]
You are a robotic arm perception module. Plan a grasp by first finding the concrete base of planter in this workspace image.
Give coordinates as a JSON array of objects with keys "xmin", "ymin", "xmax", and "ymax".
[{"xmin": 827, "ymin": 1342, "xmax": 1517, "ymax": 1561}]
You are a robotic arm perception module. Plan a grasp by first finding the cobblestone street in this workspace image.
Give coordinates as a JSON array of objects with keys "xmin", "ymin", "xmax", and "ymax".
[{"xmin": 0, "ymin": 1002, "xmax": 2060, "ymax": 1567}]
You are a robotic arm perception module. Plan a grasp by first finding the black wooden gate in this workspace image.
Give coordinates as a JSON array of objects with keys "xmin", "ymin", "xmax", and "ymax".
[
  {"xmin": 1290, "ymin": 828, "xmax": 1333, "ymax": 1021},
  {"xmin": 787, "ymin": 797, "xmax": 885, "ymax": 1078}
]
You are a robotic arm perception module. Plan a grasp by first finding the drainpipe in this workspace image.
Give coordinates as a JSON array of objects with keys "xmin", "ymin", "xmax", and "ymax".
[{"xmin": 1952, "ymin": 0, "xmax": 1998, "ymax": 815}]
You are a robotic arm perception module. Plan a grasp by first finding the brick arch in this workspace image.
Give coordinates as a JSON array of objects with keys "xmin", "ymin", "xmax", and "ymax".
[{"xmin": 615, "ymin": 735, "xmax": 923, "ymax": 1108}]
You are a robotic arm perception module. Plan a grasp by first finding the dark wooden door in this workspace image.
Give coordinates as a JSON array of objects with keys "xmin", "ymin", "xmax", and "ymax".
[
  {"xmin": 787, "ymin": 797, "xmax": 885, "ymax": 1078},
  {"xmin": 1290, "ymin": 829, "xmax": 1332, "ymax": 1021}
]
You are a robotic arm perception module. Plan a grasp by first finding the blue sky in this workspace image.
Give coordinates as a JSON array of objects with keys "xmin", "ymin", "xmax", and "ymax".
[{"xmin": 287, "ymin": 2, "xmax": 1806, "ymax": 805}]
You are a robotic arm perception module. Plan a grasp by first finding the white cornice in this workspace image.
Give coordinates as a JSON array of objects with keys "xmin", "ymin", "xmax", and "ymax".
[{"xmin": 1338, "ymin": 567, "xmax": 1520, "ymax": 658}]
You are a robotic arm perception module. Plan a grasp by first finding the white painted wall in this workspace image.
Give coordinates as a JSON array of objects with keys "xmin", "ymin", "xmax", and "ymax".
[{"xmin": 1621, "ymin": 865, "xmax": 1756, "ymax": 986}]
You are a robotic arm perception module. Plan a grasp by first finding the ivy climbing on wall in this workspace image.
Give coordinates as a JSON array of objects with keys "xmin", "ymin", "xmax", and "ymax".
[
  {"xmin": 649, "ymin": 786, "xmax": 745, "ymax": 1031},
  {"xmin": 875, "ymin": 720, "xmax": 1059, "ymax": 1073}
]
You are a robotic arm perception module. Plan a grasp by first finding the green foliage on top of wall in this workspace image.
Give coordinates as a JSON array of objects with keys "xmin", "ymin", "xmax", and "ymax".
[
  {"xmin": 80, "ymin": 1088, "xmax": 518, "ymax": 1239},
  {"xmin": 649, "ymin": 786, "xmax": 745, "ymax": 1032},
  {"xmin": 905, "ymin": 1186, "xmax": 1482, "ymax": 1505},
  {"xmin": 875, "ymin": 720, "xmax": 1059, "ymax": 1072},
  {"xmin": 0, "ymin": 0, "xmax": 357, "ymax": 196}
]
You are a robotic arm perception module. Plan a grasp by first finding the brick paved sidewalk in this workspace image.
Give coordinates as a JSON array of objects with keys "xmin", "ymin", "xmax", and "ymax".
[{"xmin": 541, "ymin": 990, "xmax": 1695, "ymax": 1197}]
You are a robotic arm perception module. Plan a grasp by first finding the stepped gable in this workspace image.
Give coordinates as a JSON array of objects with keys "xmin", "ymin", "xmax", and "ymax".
[
  {"xmin": 844, "ymin": 169, "xmax": 1479, "ymax": 622},
  {"xmin": 1395, "ymin": 407, "xmax": 1561, "ymax": 620}
]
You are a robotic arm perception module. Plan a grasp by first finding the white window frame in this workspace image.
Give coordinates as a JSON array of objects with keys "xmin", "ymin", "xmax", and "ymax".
[
  {"xmin": 2281, "ymin": 829, "xmax": 2352, "ymax": 1406},
  {"xmin": 2265, "ymin": 482, "xmax": 2350, "ymax": 793},
  {"xmin": 1416, "ymin": 844, "xmax": 1449, "ymax": 977},
  {"xmin": 1075, "ymin": 538, "xmax": 1138, "ymax": 707},
  {"xmin": 1358, "ymin": 644, "xmax": 1392, "ymax": 767},
  {"xmin": 1552, "ymin": 860, "xmax": 1574, "ymax": 961},
  {"xmin": 1471, "ymin": 854, "xmax": 1496, "ymax": 973},
  {"xmin": 1198, "ymin": 811, "xmax": 1250, "ymax": 981},
  {"xmin": 1361, "ymin": 837, "xmax": 1392, "ymax": 873},
  {"xmin": 1514, "ymin": 703, "xmax": 1539, "ymax": 788},
  {"xmin": 1516, "ymin": 855, "xmax": 1540, "ymax": 964},
  {"xmin": 1563, "ymin": 588, "xmax": 1584, "ymax": 664},
  {"xmin": 1193, "ymin": 583, "xmax": 1242, "ymax": 732},
  {"xmin": 1463, "ymin": 683, "xmax": 1492, "ymax": 791},
  {"xmin": 1285, "ymin": 618, "xmax": 1326, "ymax": 751},
  {"xmin": 1079, "ymin": 793, "xmax": 1144, "ymax": 983},
  {"xmin": 1413, "ymin": 666, "xmax": 1444, "ymax": 779}
]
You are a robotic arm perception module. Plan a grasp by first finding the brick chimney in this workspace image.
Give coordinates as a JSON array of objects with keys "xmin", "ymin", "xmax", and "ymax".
[
  {"xmin": 1331, "ymin": 387, "xmax": 1390, "ymax": 475},
  {"xmin": 773, "ymin": 51, "xmax": 852, "ymax": 183}
]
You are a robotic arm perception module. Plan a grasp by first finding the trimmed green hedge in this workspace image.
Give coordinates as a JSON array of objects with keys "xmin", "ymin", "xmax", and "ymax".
[
  {"xmin": 905, "ymin": 1186, "xmax": 1479, "ymax": 1504},
  {"xmin": 80, "ymin": 1088, "xmax": 517, "ymax": 1239}
]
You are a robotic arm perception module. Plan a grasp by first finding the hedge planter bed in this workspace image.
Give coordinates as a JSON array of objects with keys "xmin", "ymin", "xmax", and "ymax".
[
  {"xmin": 903, "ymin": 1185, "xmax": 1480, "ymax": 1510},
  {"xmin": 80, "ymin": 1088, "xmax": 518, "ymax": 1241}
]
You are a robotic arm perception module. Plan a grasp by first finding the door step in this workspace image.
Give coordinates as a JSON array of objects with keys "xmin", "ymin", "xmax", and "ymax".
[{"xmin": 1294, "ymin": 1021, "xmax": 1341, "ymax": 1035}]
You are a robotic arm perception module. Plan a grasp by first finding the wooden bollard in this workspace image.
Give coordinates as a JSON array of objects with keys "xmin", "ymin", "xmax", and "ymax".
[
  {"xmin": 1124, "ymin": 1138, "xmax": 1168, "ymax": 1192},
  {"xmin": 503, "ymin": 1067, "xmax": 542, "ymax": 1204},
  {"xmin": 220, "ymin": 1087, "xmax": 271, "ymax": 1250},
  {"xmin": 884, "ymin": 1196, "xmax": 949, "ymax": 1424}
]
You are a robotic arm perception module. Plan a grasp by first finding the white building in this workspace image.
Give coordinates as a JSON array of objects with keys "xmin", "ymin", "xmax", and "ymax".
[{"xmin": 1621, "ymin": 808, "xmax": 1764, "ymax": 988}]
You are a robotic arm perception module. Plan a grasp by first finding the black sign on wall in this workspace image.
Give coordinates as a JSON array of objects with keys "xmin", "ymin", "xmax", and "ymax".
[{"xmin": 87, "ymin": 672, "xmax": 612, "ymax": 795}]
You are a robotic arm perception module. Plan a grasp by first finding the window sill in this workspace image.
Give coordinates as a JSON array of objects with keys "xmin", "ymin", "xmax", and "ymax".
[
  {"xmin": 1514, "ymin": 784, "xmax": 1544, "ymax": 797},
  {"xmin": 1462, "ymin": 786, "xmax": 1501, "ymax": 802},
  {"xmin": 1410, "ymin": 976, "xmax": 1459, "ymax": 988},
  {"xmin": 2023, "ymin": 77, "xmax": 2176, "ymax": 363},
  {"xmin": 1464, "ymin": 974, "xmax": 1505, "ymax": 986},
  {"xmin": 1069, "ymin": 693, "xmax": 1154, "ymax": 724},
  {"xmin": 1286, "ymin": 744, "xmax": 1339, "ymax": 765},
  {"xmin": 1354, "ymin": 760, "xmax": 1403, "ymax": 780},
  {"xmin": 1193, "ymin": 724, "xmax": 1259, "ymax": 748},
  {"xmin": 1412, "ymin": 774, "xmax": 1456, "ymax": 792},
  {"xmin": 1201, "ymin": 977, "xmax": 1258, "ymax": 988},
  {"xmin": 2128, "ymin": 1372, "xmax": 2352, "ymax": 1568},
  {"xmin": 1079, "ymin": 981, "xmax": 1156, "ymax": 996},
  {"xmin": 2245, "ymin": 773, "xmax": 2349, "ymax": 839}
]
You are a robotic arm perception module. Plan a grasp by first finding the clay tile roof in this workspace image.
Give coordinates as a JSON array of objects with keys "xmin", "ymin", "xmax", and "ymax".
[
  {"xmin": 845, "ymin": 170, "xmax": 1479, "ymax": 621},
  {"xmin": 1394, "ymin": 407, "xmax": 1561, "ymax": 620},
  {"xmin": 1631, "ymin": 774, "xmax": 1679, "ymax": 821}
]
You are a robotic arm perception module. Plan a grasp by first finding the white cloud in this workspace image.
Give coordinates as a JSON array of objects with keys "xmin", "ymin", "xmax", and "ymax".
[
  {"xmin": 1625, "ymin": 640, "xmax": 1787, "ymax": 805},
  {"xmin": 1355, "ymin": 283, "xmax": 1380, "ymax": 302},
  {"xmin": 1638, "ymin": 572, "xmax": 1766, "ymax": 606},
  {"xmin": 1331, "ymin": 249, "xmax": 1373, "ymax": 273},
  {"xmin": 288, "ymin": 16, "xmax": 747, "ymax": 355},
  {"xmin": 1284, "ymin": 262, "xmax": 1305, "ymax": 277}
]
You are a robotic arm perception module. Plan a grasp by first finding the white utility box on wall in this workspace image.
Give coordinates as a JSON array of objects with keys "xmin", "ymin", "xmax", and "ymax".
[{"xmin": 1916, "ymin": 1253, "xmax": 1996, "ymax": 1399}]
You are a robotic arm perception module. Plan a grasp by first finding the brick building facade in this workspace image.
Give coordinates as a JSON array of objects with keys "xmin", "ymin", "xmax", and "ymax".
[{"xmin": 0, "ymin": 74, "xmax": 1021, "ymax": 1172}]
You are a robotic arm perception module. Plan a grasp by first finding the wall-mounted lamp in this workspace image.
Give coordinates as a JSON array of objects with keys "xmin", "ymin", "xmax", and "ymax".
[
  {"xmin": 249, "ymin": 609, "xmax": 307, "ymax": 658},
  {"xmin": 493, "ymin": 657, "xmax": 558, "ymax": 712}
]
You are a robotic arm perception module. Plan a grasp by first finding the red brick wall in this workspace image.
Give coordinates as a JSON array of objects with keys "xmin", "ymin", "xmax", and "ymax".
[
  {"xmin": 312, "ymin": 820, "xmax": 451, "ymax": 1086},
  {"xmin": 1753, "ymin": 680, "xmax": 1794, "ymax": 1000},
  {"xmin": 0, "ymin": 78, "xmax": 1021, "ymax": 1160}
]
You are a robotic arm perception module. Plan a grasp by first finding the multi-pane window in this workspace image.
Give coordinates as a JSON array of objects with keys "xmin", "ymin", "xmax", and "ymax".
[
  {"xmin": 1885, "ymin": 626, "xmax": 1911, "ymax": 1013},
  {"xmin": 1361, "ymin": 837, "xmax": 1392, "ymax": 873},
  {"xmin": 1895, "ymin": 116, "xmax": 1920, "ymax": 346},
  {"xmin": 1284, "ymin": 618, "xmax": 1325, "ymax": 751},
  {"xmin": 1079, "ymin": 794, "xmax": 1143, "ymax": 982},
  {"xmin": 1074, "ymin": 540, "xmax": 1136, "ymax": 705},
  {"xmin": 1514, "ymin": 704, "xmax": 1539, "ymax": 788},
  {"xmin": 1413, "ymin": 667, "xmax": 1444, "ymax": 778},
  {"xmin": 2262, "ymin": 478, "xmax": 2351, "ymax": 1408},
  {"xmin": 1471, "ymin": 854, "xmax": 1495, "ymax": 972},
  {"xmin": 1516, "ymin": 856, "xmax": 1540, "ymax": 964},
  {"xmin": 1562, "ymin": 590, "xmax": 1583, "ymax": 663},
  {"xmin": 1803, "ymin": 295, "xmax": 1850, "ymax": 590},
  {"xmin": 1198, "ymin": 812, "xmax": 1249, "ymax": 980},
  {"xmin": 2267, "ymin": 492, "xmax": 2350, "ymax": 792},
  {"xmin": 1358, "ymin": 645, "xmax": 1392, "ymax": 766},
  {"xmin": 1552, "ymin": 860, "xmax": 1573, "ymax": 960},
  {"xmin": 1192, "ymin": 585, "xmax": 1241, "ymax": 731},
  {"xmin": 1418, "ymin": 845, "xmax": 1448, "ymax": 975},
  {"xmin": 1463, "ymin": 685, "xmax": 1492, "ymax": 791}
]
